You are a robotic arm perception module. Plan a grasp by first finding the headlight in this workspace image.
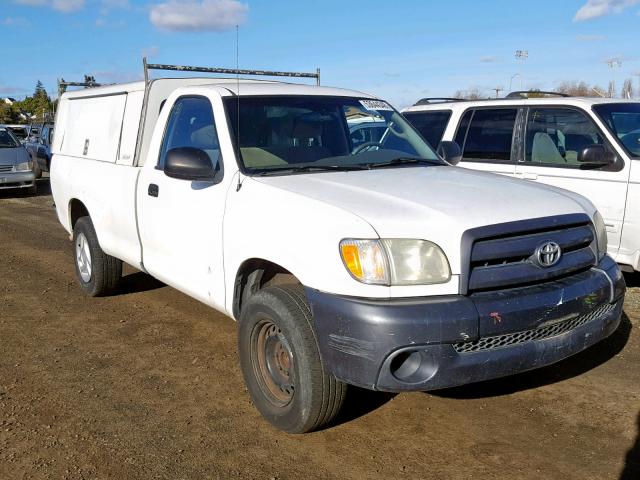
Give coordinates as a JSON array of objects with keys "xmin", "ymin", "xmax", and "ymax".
[
  {"xmin": 15, "ymin": 161, "xmax": 33, "ymax": 171},
  {"xmin": 593, "ymin": 211, "xmax": 607, "ymax": 260},
  {"xmin": 340, "ymin": 238, "xmax": 451, "ymax": 285}
]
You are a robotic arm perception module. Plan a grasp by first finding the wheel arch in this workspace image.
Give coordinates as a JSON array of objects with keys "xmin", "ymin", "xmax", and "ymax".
[
  {"xmin": 68, "ymin": 198, "xmax": 90, "ymax": 230},
  {"xmin": 232, "ymin": 258, "xmax": 303, "ymax": 320}
]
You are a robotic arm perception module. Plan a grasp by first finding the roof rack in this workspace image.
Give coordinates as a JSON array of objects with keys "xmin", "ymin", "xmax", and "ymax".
[
  {"xmin": 505, "ymin": 90, "xmax": 569, "ymax": 99},
  {"xmin": 57, "ymin": 75, "xmax": 102, "ymax": 96},
  {"xmin": 414, "ymin": 97, "xmax": 464, "ymax": 106},
  {"xmin": 142, "ymin": 58, "xmax": 321, "ymax": 86}
]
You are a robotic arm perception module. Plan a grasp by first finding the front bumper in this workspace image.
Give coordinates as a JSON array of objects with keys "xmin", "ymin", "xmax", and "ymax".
[
  {"xmin": 0, "ymin": 171, "xmax": 35, "ymax": 190},
  {"xmin": 307, "ymin": 255, "xmax": 625, "ymax": 392}
]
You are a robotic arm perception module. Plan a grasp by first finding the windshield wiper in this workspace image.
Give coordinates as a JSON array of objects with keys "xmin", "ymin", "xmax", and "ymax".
[
  {"xmin": 255, "ymin": 164, "xmax": 370, "ymax": 176},
  {"xmin": 365, "ymin": 157, "xmax": 443, "ymax": 169}
]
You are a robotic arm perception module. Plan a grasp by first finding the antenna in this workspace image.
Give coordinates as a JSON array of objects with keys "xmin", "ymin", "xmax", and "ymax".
[{"xmin": 235, "ymin": 24, "xmax": 242, "ymax": 192}]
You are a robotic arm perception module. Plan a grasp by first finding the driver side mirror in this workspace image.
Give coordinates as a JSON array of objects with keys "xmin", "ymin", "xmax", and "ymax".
[
  {"xmin": 577, "ymin": 144, "xmax": 615, "ymax": 167},
  {"xmin": 164, "ymin": 147, "xmax": 217, "ymax": 181},
  {"xmin": 437, "ymin": 141, "xmax": 463, "ymax": 165}
]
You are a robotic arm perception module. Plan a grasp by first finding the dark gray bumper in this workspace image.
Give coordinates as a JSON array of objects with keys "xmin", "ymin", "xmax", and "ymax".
[{"xmin": 306, "ymin": 256, "xmax": 625, "ymax": 392}]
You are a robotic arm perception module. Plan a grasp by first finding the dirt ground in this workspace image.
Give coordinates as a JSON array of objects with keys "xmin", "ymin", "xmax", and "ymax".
[{"xmin": 0, "ymin": 178, "xmax": 638, "ymax": 480}]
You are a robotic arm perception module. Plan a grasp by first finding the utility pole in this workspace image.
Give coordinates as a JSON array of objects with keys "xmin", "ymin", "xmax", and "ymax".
[{"xmin": 493, "ymin": 87, "xmax": 503, "ymax": 98}]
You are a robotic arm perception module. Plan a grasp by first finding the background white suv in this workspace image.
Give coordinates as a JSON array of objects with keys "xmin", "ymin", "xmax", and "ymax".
[{"xmin": 403, "ymin": 94, "xmax": 640, "ymax": 272}]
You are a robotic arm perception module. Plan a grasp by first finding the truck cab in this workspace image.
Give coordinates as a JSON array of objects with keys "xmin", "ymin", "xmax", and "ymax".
[{"xmin": 51, "ymin": 65, "xmax": 625, "ymax": 433}]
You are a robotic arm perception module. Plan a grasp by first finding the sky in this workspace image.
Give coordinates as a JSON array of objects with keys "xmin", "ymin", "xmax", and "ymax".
[{"xmin": 0, "ymin": 0, "xmax": 639, "ymax": 108}]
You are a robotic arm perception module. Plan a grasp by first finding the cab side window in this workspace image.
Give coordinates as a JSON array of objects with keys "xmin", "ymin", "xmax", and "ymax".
[
  {"xmin": 456, "ymin": 109, "xmax": 517, "ymax": 162},
  {"xmin": 403, "ymin": 110, "xmax": 452, "ymax": 148},
  {"xmin": 525, "ymin": 108, "xmax": 605, "ymax": 167},
  {"xmin": 159, "ymin": 96, "xmax": 220, "ymax": 170}
]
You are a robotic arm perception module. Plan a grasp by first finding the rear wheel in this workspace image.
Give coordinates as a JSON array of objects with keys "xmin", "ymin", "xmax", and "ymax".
[
  {"xmin": 72, "ymin": 216, "xmax": 122, "ymax": 296},
  {"xmin": 238, "ymin": 285, "xmax": 346, "ymax": 433}
]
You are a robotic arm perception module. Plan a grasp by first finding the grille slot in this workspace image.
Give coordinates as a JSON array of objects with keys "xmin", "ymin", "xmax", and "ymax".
[
  {"xmin": 454, "ymin": 302, "xmax": 615, "ymax": 353},
  {"xmin": 0, "ymin": 165, "xmax": 13, "ymax": 173},
  {"xmin": 468, "ymin": 221, "xmax": 596, "ymax": 292}
]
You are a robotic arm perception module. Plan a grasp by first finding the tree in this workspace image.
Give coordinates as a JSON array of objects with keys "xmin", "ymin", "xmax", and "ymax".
[
  {"xmin": 34, "ymin": 80, "xmax": 47, "ymax": 99},
  {"xmin": 13, "ymin": 80, "xmax": 54, "ymax": 122},
  {"xmin": 453, "ymin": 87, "xmax": 485, "ymax": 100},
  {"xmin": 0, "ymin": 102, "xmax": 18, "ymax": 123},
  {"xmin": 556, "ymin": 81, "xmax": 607, "ymax": 97},
  {"xmin": 622, "ymin": 78, "xmax": 634, "ymax": 99}
]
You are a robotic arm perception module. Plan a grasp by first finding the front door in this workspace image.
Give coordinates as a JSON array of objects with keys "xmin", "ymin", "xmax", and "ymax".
[
  {"xmin": 514, "ymin": 106, "xmax": 630, "ymax": 255},
  {"xmin": 137, "ymin": 94, "xmax": 228, "ymax": 309}
]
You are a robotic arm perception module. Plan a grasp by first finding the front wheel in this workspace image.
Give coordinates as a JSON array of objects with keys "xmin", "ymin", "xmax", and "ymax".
[
  {"xmin": 72, "ymin": 216, "xmax": 122, "ymax": 296},
  {"xmin": 238, "ymin": 285, "xmax": 346, "ymax": 433}
]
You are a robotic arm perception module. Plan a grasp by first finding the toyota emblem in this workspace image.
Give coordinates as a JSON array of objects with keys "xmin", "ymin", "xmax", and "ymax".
[{"xmin": 535, "ymin": 242, "xmax": 562, "ymax": 268}]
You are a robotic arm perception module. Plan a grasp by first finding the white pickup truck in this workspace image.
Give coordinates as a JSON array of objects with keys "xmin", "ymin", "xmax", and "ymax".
[{"xmin": 51, "ymin": 63, "xmax": 625, "ymax": 433}]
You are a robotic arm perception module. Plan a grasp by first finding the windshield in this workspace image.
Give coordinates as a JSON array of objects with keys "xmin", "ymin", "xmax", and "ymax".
[
  {"xmin": 0, "ymin": 129, "xmax": 19, "ymax": 148},
  {"xmin": 8, "ymin": 127, "xmax": 27, "ymax": 142},
  {"xmin": 593, "ymin": 103, "xmax": 640, "ymax": 158},
  {"xmin": 224, "ymin": 96, "xmax": 442, "ymax": 174}
]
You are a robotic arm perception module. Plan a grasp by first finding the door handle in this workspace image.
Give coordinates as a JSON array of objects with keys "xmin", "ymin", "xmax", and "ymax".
[{"xmin": 148, "ymin": 184, "xmax": 159, "ymax": 197}]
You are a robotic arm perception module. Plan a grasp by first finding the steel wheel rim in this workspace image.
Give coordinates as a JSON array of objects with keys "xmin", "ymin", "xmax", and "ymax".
[
  {"xmin": 75, "ymin": 232, "xmax": 92, "ymax": 283},
  {"xmin": 253, "ymin": 319, "xmax": 295, "ymax": 407}
]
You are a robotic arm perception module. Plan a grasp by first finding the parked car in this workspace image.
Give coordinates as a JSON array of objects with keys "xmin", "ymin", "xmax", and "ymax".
[
  {"xmin": 51, "ymin": 73, "xmax": 624, "ymax": 433},
  {"xmin": 25, "ymin": 122, "xmax": 54, "ymax": 178},
  {"xmin": 403, "ymin": 94, "xmax": 640, "ymax": 272},
  {"xmin": 0, "ymin": 127, "xmax": 37, "ymax": 194}
]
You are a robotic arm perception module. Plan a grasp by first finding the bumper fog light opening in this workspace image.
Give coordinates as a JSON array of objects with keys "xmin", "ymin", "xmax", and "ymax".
[{"xmin": 389, "ymin": 349, "xmax": 438, "ymax": 384}]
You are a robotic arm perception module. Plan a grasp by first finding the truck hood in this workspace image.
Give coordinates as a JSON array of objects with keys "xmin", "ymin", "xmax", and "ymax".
[
  {"xmin": 0, "ymin": 147, "xmax": 19, "ymax": 166},
  {"xmin": 253, "ymin": 166, "xmax": 594, "ymax": 273}
]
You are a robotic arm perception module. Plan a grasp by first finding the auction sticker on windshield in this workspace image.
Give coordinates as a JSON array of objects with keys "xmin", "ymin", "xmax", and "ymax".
[{"xmin": 360, "ymin": 100, "xmax": 393, "ymax": 111}]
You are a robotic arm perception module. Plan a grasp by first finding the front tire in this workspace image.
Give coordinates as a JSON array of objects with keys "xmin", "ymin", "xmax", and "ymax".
[
  {"xmin": 33, "ymin": 161, "xmax": 42, "ymax": 179},
  {"xmin": 238, "ymin": 285, "xmax": 346, "ymax": 433},
  {"xmin": 72, "ymin": 216, "xmax": 122, "ymax": 296}
]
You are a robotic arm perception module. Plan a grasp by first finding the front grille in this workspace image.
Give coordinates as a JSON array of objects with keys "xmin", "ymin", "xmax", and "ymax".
[
  {"xmin": 466, "ymin": 216, "xmax": 596, "ymax": 292},
  {"xmin": 453, "ymin": 302, "xmax": 615, "ymax": 353},
  {"xmin": 0, "ymin": 165, "xmax": 13, "ymax": 173}
]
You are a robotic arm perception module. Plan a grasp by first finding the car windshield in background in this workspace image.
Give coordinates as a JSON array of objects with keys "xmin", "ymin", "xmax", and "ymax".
[
  {"xmin": 0, "ymin": 129, "xmax": 19, "ymax": 148},
  {"xmin": 224, "ymin": 96, "xmax": 441, "ymax": 174},
  {"xmin": 593, "ymin": 103, "xmax": 640, "ymax": 158},
  {"xmin": 8, "ymin": 127, "xmax": 28, "ymax": 142}
]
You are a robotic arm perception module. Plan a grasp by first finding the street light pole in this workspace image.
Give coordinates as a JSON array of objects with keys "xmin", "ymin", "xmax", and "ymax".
[
  {"xmin": 514, "ymin": 50, "xmax": 528, "ymax": 90},
  {"xmin": 509, "ymin": 73, "xmax": 521, "ymax": 92},
  {"xmin": 606, "ymin": 58, "xmax": 622, "ymax": 98}
]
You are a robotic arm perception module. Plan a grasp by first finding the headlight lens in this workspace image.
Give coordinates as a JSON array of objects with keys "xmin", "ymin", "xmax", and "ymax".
[
  {"xmin": 340, "ymin": 239, "xmax": 389, "ymax": 285},
  {"xmin": 340, "ymin": 239, "xmax": 451, "ymax": 285},
  {"xmin": 15, "ymin": 161, "xmax": 33, "ymax": 171},
  {"xmin": 593, "ymin": 211, "xmax": 607, "ymax": 260}
]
